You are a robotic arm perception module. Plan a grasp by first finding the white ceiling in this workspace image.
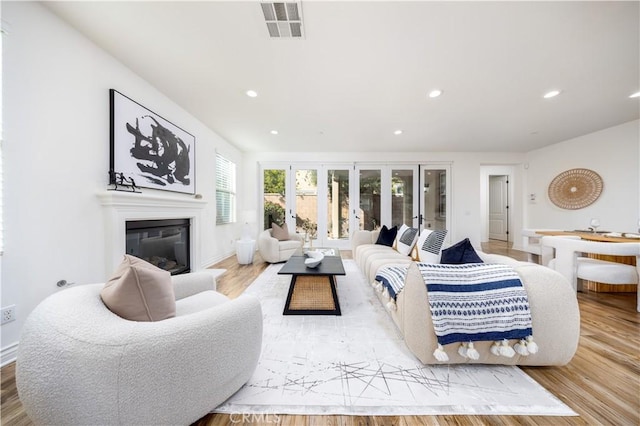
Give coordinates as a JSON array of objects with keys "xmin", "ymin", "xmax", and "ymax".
[{"xmin": 44, "ymin": 1, "xmax": 639, "ymax": 153}]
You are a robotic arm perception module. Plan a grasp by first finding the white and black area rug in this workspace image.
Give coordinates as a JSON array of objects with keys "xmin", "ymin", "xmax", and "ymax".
[{"xmin": 214, "ymin": 260, "xmax": 576, "ymax": 416}]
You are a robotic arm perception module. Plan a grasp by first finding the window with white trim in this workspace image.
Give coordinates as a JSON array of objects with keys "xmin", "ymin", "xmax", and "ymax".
[{"xmin": 216, "ymin": 153, "xmax": 236, "ymax": 225}]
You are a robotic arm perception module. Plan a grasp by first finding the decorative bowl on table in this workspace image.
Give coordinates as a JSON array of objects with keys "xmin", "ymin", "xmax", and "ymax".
[{"xmin": 304, "ymin": 251, "xmax": 324, "ymax": 268}]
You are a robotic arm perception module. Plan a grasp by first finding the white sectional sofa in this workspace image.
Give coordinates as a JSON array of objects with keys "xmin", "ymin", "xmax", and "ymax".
[{"xmin": 352, "ymin": 229, "xmax": 580, "ymax": 366}]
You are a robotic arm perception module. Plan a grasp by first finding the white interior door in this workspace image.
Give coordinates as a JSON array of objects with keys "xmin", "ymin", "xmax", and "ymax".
[{"xmin": 488, "ymin": 175, "xmax": 509, "ymax": 241}]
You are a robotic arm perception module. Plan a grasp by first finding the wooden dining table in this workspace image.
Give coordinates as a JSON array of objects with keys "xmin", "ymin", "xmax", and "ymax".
[
  {"xmin": 535, "ymin": 230, "xmax": 640, "ymax": 243},
  {"xmin": 536, "ymin": 230, "xmax": 639, "ymax": 292}
]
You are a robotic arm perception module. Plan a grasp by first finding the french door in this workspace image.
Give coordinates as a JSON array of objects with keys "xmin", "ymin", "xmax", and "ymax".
[
  {"xmin": 292, "ymin": 165, "xmax": 354, "ymax": 249},
  {"xmin": 418, "ymin": 164, "xmax": 451, "ymax": 244},
  {"xmin": 261, "ymin": 163, "xmax": 451, "ymax": 248},
  {"xmin": 261, "ymin": 164, "xmax": 353, "ymax": 249},
  {"xmin": 352, "ymin": 165, "xmax": 420, "ymax": 231}
]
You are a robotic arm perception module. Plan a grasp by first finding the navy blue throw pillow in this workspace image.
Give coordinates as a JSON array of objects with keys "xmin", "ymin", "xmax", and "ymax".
[
  {"xmin": 375, "ymin": 225, "xmax": 398, "ymax": 247},
  {"xmin": 440, "ymin": 238, "xmax": 484, "ymax": 264}
]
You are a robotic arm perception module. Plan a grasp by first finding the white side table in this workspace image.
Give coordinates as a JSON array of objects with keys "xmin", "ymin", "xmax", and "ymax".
[{"xmin": 236, "ymin": 239, "xmax": 256, "ymax": 265}]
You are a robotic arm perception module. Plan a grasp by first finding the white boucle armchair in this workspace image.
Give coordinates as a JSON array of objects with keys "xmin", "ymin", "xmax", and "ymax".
[
  {"xmin": 257, "ymin": 228, "xmax": 304, "ymax": 263},
  {"xmin": 16, "ymin": 271, "xmax": 263, "ymax": 426}
]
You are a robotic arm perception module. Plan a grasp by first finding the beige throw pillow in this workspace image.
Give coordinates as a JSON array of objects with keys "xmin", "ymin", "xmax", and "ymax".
[
  {"xmin": 271, "ymin": 222, "xmax": 290, "ymax": 241},
  {"xmin": 100, "ymin": 255, "xmax": 176, "ymax": 322}
]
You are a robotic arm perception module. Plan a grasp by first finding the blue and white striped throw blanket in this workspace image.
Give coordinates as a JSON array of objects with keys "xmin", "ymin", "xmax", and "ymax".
[
  {"xmin": 374, "ymin": 265, "xmax": 408, "ymax": 304},
  {"xmin": 417, "ymin": 262, "xmax": 538, "ymax": 362}
]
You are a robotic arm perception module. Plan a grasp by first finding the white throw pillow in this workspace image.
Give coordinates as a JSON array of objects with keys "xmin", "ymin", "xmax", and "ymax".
[
  {"xmin": 396, "ymin": 225, "xmax": 419, "ymax": 256},
  {"xmin": 395, "ymin": 224, "xmax": 409, "ymax": 248},
  {"xmin": 416, "ymin": 229, "xmax": 448, "ymax": 263}
]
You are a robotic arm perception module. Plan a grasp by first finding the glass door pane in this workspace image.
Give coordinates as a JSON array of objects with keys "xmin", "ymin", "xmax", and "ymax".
[
  {"xmin": 262, "ymin": 168, "xmax": 286, "ymax": 230},
  {"xmin": 391, "ymin": 168, "xmax": 417, "ymax": 228},
  {"xmin": 294, "ymin": 168, "xmax": 318, "ymax": 245},
  {"xmin": 420, "ymin": 166, "xmax": 450, "ymax": 237},
  {"xmin": 358, "ymin": 169, "xmax": 381, "ymax": 231},
  {"xmin": 327, "ymin": 169, "xmax": 350, "ymax": 243}
]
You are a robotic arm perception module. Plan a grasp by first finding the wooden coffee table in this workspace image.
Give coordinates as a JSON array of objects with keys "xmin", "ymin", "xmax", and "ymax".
[{"xmin": 278, "ymin": 248, "xmax": 346, "ymax": 315}]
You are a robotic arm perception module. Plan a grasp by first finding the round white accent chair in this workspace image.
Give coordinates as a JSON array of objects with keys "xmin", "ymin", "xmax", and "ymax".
[
  {"xmin": 16, "ymin": 271, "xmax": 263, "ymax": 425},
  {"xmin": 257, "ymin": 228, "xmax": 304, "ymax": 263}
]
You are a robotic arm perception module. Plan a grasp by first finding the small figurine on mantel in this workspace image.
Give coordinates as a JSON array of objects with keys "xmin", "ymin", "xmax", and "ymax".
[{"xmin": 108, "ymin": 170, "xmax": 140, "ymax": 193}]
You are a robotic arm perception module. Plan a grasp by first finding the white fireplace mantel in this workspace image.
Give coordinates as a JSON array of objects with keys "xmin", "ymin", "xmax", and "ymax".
[{"xmin": 98, "ymin": 191, "xmax": 207, "ymax": 274}]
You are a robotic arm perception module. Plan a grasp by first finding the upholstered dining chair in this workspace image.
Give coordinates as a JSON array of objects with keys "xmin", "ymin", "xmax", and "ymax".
[
  {"xmin": 16, "ymin": 271, "xmax": 263, "ymax": 425},
  {"xmin": 541, "ymin": 235, "xmax": 640, "ymax": 311},
  {"xmin": 522, "ymin": 228, "xmax": 563, "ymax": 263}
]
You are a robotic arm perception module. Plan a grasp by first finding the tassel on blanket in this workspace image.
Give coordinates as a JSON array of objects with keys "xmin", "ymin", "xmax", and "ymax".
[
  {"xmin": 457, "ymin": 343, "xmax": 467, "ymax": 358},
  {"xmin": 381, "ymin": 287, "xmax": 390, "ymax": 300},
  {"xmin": 385, "ymin": 300, "xmax": 397, "ymax": 312},
  {"xmin": 490, "ymin": 341, "xmax": 501, "ymax": 357},
  {"xmin": 514, "ymin": 339, "xmax": 529, "ymax": 356},
  {"xmin": 371, "ymin": 280, "xmax": 379, "ymax": 289},
  {"xmin": 499, "ymin": 339, "xmax": 515, "ymax": 358},
  {"xmin": 373, "ymin": 281, "xmax": 383, "ymax": 292},
  {"xmin": 491, "ymin": 340, "xmax": 516, "ymax": 357},
  {"xmin": 466, "ymin": 342, "xmax": 479, "ymax": 360},
  {"xmin": 512, "ymin": 336, "xmax": 538, "ymax": 356},
  {"xmin": 433, "ymin": 344, "xmax": 449, "ymax": 362},
  {"xmin": 458, "ymin": 342, "xmax": 479, "ymax": 360}
]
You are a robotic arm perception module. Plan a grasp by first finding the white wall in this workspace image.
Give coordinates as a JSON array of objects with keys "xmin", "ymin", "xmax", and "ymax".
[
  {"xmin": 1, "ymin": 2, "xmax": 242, "ymax": 361},
  {"xmin": 243, "ymin": 151, "xmax": 527, "ymax": 249},
  {"xmin": 524, "ymin": 119, "xmax": 640, "ymax": 232}
]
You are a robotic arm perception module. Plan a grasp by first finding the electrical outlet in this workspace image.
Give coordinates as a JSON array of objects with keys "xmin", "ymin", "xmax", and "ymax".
[{"xmin": 1, "ymin": 305, "xmax": 16, "ymax": 325}]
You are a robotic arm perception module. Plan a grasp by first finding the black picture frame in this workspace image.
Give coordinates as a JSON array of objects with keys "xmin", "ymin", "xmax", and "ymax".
[{"xmin": 109, "ymin": 89, "xmax": 196, "ymax": 194}]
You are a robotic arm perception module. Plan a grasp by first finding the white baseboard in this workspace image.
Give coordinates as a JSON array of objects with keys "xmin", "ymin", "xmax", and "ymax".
[
  {"xmin": 1, "ymin": 342, "xmax": 18, "ymax": 367},
  {"xmin": 201, "ymin": 250, "xmax": 235, "ymax": 270},
  {"xmin": 511, "ymin": 243, "xmax": 525, "ymax": 251}
]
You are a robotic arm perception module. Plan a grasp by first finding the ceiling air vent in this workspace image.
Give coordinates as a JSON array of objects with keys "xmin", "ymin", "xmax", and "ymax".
[{"xmin": 261, "ymin": 2, "xmax": 304, "ymax": 38}]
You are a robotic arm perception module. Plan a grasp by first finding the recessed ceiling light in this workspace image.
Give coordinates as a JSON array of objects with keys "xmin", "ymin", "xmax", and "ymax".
[
  {"xmin": 630, "ymin": 91, "xmax": 640, "ymax": 98},
  {"xmin": 270, "ymin": 130, "xmax": 278, "ymax": 135},
  {"xmin": 246, "ymin": 90, "xmax": 258, "ymax": 98},
  {"xmin": 394, "ymin": 130, "xmax": 403, "ymax": 135},
  {"xmin": 428, "ymin": 89, "xmax": 443, "ymax": 98},
  {"xmin": 543, "ymin": 90, "xmax": 561, "ymax": 99}
]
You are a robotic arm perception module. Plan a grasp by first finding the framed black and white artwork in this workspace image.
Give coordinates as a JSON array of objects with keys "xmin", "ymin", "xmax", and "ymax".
[{"xmin": 110, "ymin": 89, "xmax": 195, "ymax": 194}]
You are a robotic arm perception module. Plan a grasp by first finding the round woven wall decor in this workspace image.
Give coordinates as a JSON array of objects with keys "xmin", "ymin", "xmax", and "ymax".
[{"xmin": 548, "ymin": 168, "xmax": 603, "ymax": 210}]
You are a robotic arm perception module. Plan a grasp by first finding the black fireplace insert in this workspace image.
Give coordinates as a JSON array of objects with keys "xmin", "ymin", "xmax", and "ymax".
[{"xmin": 126, "ymin": 219, "xmax": 190, "ymax": 275}]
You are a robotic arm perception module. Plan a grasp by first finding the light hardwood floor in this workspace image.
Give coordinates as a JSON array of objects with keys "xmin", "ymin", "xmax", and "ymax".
[{"xmin": 2, "ymin": 241, "xmax": 638, "ymax": 426}]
